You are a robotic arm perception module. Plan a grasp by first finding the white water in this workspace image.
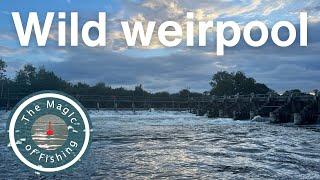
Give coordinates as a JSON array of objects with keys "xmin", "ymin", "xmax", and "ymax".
[{"xmin": 1, "ymin": 110, "xmax": 320, "ymax": 179}]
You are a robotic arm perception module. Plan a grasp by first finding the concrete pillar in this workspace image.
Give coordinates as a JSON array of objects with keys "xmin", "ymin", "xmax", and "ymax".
[
  {"xmin": 233, "ymin": 111, "xmax": 238, "ymax": 120},
  {"xmin": 294, "ymin": 113, "xmax": 303, "ymax": 125},
  {"xmin": 132, "ymin": 102, "xmax": 136, "ymax": 114},
  {"xmin": 250, "ymin": 111, "xmax": 255, "ymax": 120},
  {"xmin": 235, "ymin": 93, "xmax": 239, "ymax": 103},
  {"xmin": 316, "ymin": 116, "xmax": 320, "ymax": 124},
  {"xmin": 270, "ymin": 112, "xmax": 280, "ymax": 123},
  {"xmin": 114, "ymin": 102, "xmax": 118, "ymax": 112},
  {"xmin": 96, "ymin": 102, "xmax": 100, "ymax": 111},
  {"xmin": 250, "ymin": 93, "xmax": 255, "ymax": 103},
  {"xmin": 6, "ymin": 100, "xmax": 10, "ymax": 112},
  {"xmin": 206, "ymin": 110, "xmax": 211, "ymax": 118},
  {"xmin": 267, "ymin": 94, "xmax": 272, "ymax": 103},
  {"xmin": 219, "ymin": 110, "xmax": 223, "ymax": 118}
]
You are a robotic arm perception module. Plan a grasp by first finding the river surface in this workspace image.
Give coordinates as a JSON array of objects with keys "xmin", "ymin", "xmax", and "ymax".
[{"xmin": 1, "ymin": 110, "xmax": 320, "ymax": 179}]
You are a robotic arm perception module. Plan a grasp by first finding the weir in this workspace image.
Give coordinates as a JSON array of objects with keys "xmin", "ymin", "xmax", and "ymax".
[
  {"xmin": 2, "ymin": 92, "xmax": 320, "ymax": 125},
  {"xmin": 193, "ymin": 93, "xmax": 320, "ymax": 125}
]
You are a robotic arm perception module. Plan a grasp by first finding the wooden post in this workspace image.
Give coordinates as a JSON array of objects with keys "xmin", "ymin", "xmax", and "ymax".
[{"xmin": 294, "ymin": 113, "xmax": 303, "ymax": 125}]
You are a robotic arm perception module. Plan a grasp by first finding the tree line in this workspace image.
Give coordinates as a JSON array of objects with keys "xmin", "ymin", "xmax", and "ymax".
[
  {"xmin": 1, "ymin": 58, "xmax": 310, "ymax": 109},
  {"xmin": 0, "ymin": 59, "xmax": 204, "ymax": 108}
]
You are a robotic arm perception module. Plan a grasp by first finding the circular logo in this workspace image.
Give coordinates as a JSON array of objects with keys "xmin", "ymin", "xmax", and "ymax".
[{"xmin": 6, "ymin": 91, "xmax": 92, "ymax": 173}]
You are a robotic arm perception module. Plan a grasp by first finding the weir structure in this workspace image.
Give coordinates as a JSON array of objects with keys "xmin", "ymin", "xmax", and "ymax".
[
  {"xmin": 192, "ymin": 93, "xmax": 320, "ymax": 125},
  {"xmin": 2, "ymin": 92, "xmax": 319, "ymax": 125}
]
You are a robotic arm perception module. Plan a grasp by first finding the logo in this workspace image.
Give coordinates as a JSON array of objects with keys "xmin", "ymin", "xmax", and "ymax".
[{"xmin": 6, "ymin": 91, "xmax": 92, "ymax": 173}]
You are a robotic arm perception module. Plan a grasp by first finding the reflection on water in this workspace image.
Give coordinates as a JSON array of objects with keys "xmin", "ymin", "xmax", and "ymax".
[
  {"xmin": 31, "ymin": 114, "xmax": 68, "ymax": 151},
  {"xmin": 1, "ymin": 110, "xmax": 320, "ymax": 179}
]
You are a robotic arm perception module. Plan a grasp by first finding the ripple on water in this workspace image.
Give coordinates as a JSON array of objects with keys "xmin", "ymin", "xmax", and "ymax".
[{"xmin": 1, "ymin": 111, "xmax": 320, "ymax": 179}]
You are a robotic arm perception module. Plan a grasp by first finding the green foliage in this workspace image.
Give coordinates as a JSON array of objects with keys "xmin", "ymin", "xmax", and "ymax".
[
  {"xmin": 15, "ymin": 64, "xmax": 36, "ymax": 88},
  {"xmin": 14, "ymin": 64, "xmax": 69, "ymax": 93},
  {"xmin": 210, "ymin": 71, "xmax": 273, "ymax": 96},
  {"xmin": 134, "ymin": 84, "xmax": 149, "ymax": 97},
  {"xmin": 210, "ymin": 71, "xmax": 234, "ymax": 96}
]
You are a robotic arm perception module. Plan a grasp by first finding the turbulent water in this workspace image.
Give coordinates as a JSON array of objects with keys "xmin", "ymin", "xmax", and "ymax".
[{"xmin": 1, "ymin": 110, "xmax": 320, "ymax": 179}]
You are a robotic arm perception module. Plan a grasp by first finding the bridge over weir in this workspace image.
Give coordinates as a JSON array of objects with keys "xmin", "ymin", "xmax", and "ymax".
[
  {"xmin": 1, "ymin": 92, "xmax": 319, "ymax": 125},
  {"xmin": 0, "ymin": 93, "xmax": 209, "ymax": 111}
]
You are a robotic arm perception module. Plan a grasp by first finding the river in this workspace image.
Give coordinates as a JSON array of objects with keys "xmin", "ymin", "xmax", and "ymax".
[{"xmin": 1, "ymin": 110, "xmax": 320, "ymax": 179}]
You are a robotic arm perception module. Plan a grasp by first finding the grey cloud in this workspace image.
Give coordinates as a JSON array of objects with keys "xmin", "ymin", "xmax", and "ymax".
[
  {"xmin": 32, "ymin": 46, "xmax": 217, "ymax": 92},
  {"xmin": 3, "ymin": 0, "xmax": 320, "ymax": 93},
  {"xmin": 5, "ymin": 19, "xmax": 320, "ymax": 93}
]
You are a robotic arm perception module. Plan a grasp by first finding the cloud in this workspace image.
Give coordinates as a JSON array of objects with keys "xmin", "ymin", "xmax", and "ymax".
[
  {"xmin": 2, "ymin": 0, "xmax": 320, "ymax": 93},
  {"xmin": 6, "ymin": 32, "xmax": 320, "ymax": 93},
  {"xmin": 262, "ymin": 1, "xmax": 285, "ymax": 16},
  {"xmin": 36, "ymin": 47, "xmax": 216, "ymax": 92}
]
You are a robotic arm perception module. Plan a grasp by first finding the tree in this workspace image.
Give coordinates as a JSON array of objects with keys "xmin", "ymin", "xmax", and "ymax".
[
  {"xmin": 91, "ymin": 82, "xmax": 112, "ymax": 95},
  {"xmin": 0, "ymin": 58, "xmax": 6, "ymax": 80},
  {"xmin": 210, "ymin": 71, "xmax": 235, "ymax": 96},
  {"xmin": 210, "ymin": 71, "xmax": 272, "ymax": 96},
  {"xmin": 282, "ymin": 89, "xmax": 306, "ymax": 96},
  {"xmin": 179, "ymin": 89, "xmax": 190, "ymax": 98},
  {"xmin": 15, "ymin": 64, "xmax": 36, "ymax": 86},
  {"xmin": 234, "ymin": 71, "xmax": 256, "ymax": 94},
  {"xmin": 73, "ymin": 82, "xmax": 91, "ymax": 95},
  {"xmin": 254, "ymin": 83, "xmax": 271, "ymax": 94},
  {"xmin": 134, "ymin": 84, "xmax": 147, "ymax": 97},
  {"xmin": 33, "ymin": 66, "xmax": 69, "ymax": 91},
  {"xmin": 14, "ymin": 64, "xmax": 37, "ymax": 94}
]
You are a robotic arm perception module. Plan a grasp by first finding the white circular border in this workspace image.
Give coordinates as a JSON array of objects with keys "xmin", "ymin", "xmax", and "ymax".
[{"xmin": 9, "ymin": 93, "xmax": 91, "ymax": 173}]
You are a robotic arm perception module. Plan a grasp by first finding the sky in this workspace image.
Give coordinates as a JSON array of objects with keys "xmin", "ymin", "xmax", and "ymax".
[{"xmin": 0, "ymin": 0, "xmax": 320, "ymax": 93}]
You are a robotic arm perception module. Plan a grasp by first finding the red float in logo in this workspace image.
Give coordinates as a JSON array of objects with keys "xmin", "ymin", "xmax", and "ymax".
[{"xmin": 46, "ymin": 121, "xmax": 54, "ymax": 136}]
